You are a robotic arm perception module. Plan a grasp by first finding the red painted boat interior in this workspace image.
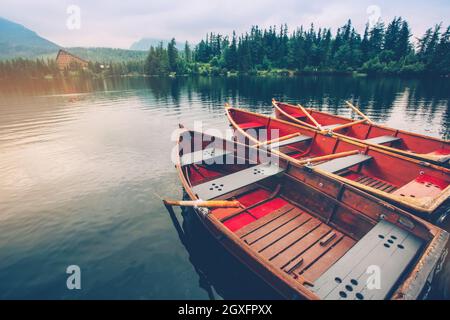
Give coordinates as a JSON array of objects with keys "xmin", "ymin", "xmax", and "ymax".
[
  {"xmin": 229, "ymin": 108, "xmax": 450, "ymax": 201},
  {"xmin": 276, "ymin": 102, "xmax": 449, "ymax": 156}
]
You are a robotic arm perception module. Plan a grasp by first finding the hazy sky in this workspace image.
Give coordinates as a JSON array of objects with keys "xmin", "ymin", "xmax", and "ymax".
[{"xmin": 2, "ymin": 0, "xmax": 449, "ymax": 48}]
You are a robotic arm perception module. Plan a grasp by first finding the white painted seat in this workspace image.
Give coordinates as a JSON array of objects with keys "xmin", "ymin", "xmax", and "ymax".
[
  {"xmin": 312, "ymin": 220, "xmax": 423, "ymax": 300},
  {"xmin": 192, "ymin": 163, "xmax": 285, "ymax": 200},
  {"xmin": 364, "ymin": 135, "xmax": 401, "ymax": 145}
]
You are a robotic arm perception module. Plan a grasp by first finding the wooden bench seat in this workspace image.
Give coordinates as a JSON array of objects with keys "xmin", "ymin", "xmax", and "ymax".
[
  {"xmin": 313, "ymin": 154, "xmax": 373, "ymax": 174},
  {"xmin": 180, "ymin": 148, "xmax": 232, "ymax": 166},
  {"xmin": 234, "ymin": 202, "xmax": 356, "ymax": 283},
  {"xmin": 311, "ymin": 220, "xmax": 423, "ymax": 300},
  {"xmin": 343, "ymin": 172, "xmax": 398, "ymax": 193},
  {"xmin": 364, "ymin": 135, "xmax": 401, "ymax": 145},
  {"xmin": 267, "ymin": 135, "xmax": 312, "ymax": 150},
  {"xmin": 192, "ymin": 163, "xmax": 285, "ymax": 200}
]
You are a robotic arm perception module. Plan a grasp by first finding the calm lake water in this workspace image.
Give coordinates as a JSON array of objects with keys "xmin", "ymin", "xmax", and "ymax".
[{"xmin": 0, "ymin": 76, "xmax": 449, "ymax": 299}]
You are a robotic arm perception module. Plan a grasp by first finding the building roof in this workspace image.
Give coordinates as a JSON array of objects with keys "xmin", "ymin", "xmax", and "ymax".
[{"xmin": 56, "ymin": 49, "xmax": 89, "ymax": 64}]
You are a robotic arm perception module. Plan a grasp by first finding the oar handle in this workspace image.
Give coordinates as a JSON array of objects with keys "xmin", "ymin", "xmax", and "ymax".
[
  {"xmin": 324, "ymin": 119, "xmax": 367, "ymax": 132},
  {"xmin": 297, "ymin": 104, "xmax": 323, "ymax": 130},
  {"xmin": 163, "ymin": 199, "xmax": 241, "ymax": 208},
  {"xmin": 345, "ymin": 101, "xmax": 373, "ymax": 124},
  {"xmin": 296, "ymin": 150, "xmax": 360, "ymax": 165}
]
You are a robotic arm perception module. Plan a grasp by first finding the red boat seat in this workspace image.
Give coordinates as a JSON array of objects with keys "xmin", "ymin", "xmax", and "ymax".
[
  {"xmin": 212, "ymin": 188, "xmax": 290, "ymax": 232},
  {"xmin": 239, "ymin": 121, "xmax": 265, "ymax": 130}
]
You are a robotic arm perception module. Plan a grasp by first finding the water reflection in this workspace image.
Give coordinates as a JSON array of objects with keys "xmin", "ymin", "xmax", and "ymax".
[
  {"xmin": 2, "ymin": 76, "xmax": 448, "ymax": 139},
  {"xmin": 140, "ymin": 76, "xmax": 450, "ymax": 137}
]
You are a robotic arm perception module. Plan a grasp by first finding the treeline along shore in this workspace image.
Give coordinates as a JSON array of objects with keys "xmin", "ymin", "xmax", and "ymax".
[{"xmin": 1, "ymin": 17, "xmax": 449, "ymax": 81}]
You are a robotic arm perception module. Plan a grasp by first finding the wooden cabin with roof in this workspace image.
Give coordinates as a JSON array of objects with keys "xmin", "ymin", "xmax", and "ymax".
[{"xmin": 56, "ymin": 49, "xmax": 88, "ymax": 71}]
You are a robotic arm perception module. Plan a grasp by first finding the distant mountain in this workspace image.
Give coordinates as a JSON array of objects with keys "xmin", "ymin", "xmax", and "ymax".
[
  {"xmin": 0, "ymin": 17, "xmax": 60, "ymax": 59},
  {"xmin": 0, "ymin": 17, "xmax": 168, "ymax": 62},
  {"xmin": 130, "ymin": 38, "xmax": 185, "ymax": 51}
]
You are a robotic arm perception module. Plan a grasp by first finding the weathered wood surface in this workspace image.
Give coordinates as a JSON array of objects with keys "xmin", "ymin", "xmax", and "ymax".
[{"xmin": 311, "ymin": 220, "xmax": 423, "ymax": 300}]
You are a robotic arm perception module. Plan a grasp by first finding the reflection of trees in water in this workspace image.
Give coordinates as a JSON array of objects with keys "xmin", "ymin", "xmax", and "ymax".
[
  {"xmin": 4, "ymin": 75, "xmax": 448, "ymax": 135},
  {"xmin": 137, "ymin": 76, "xmax": 450, "ymax": 136},
  {"xmin": 441, "ymin": 106, "xmax": 450, "ymax": 139},
  {"xmin": 406, "ymin": 79, "xmax": 450, "ymax": 138},
  {"xmin": 143, "ymin": 76, "xmax": 404, "ymax": 117}
]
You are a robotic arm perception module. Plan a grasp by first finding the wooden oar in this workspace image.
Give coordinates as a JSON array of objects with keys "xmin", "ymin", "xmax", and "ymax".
[
  {"xmin": 254, "ymin": 132, "xmax": 300, "ymax": 147},
  {"xmin": 325, "ymin": 119, "xmax": 367, "ymax": 132},
  {"xmin": 345, "ymin": 101, "xmax": 373, "ymax": 124},
  {"xmin": 271, "ymin": 98, "xmax": 278, "ymax": 106},
  {"xmin": 297, "ymin": 104, "xmax": 324, "ymax": 130},
  {"xmin": 163, "ymin": 199, "xmax": 241, "ymax": 208},
  {"xmin": 296, "ymin": 150, "xmax": 360, "ymax": 165}
]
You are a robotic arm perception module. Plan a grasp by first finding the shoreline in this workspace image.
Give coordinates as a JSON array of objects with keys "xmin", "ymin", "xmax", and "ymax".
[{"xmin": 1, "ymin": 70, "xmax": 449, "ymax": 82}]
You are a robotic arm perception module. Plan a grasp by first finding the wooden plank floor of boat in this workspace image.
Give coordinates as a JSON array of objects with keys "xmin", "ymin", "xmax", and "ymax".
[{"xmin": 234, "ymin": 202, "xmax": 356, "ymax": 284}]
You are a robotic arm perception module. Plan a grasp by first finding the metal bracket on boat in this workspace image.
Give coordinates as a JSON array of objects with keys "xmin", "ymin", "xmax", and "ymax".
[
  {"xmin": 419, "ymin": 161, "xmax": 431, "ymax": 167},
  {"xmin": 193, "ymin": 199, "xmax": 210, "ymax": 217},
  {"xmin": 303, "ymin": 162, "xmax": 314, "ymax": 172},
  {"xmin": 325, "ymin": 129, "xmax": 333, "ymax": 136},
  {"xmin": 398, "ymin": 216, "xmax": 415, "ymax": 229}
]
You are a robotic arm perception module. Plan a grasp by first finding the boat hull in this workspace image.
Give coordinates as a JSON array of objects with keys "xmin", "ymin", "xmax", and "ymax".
[{"xmin": 172, "ymin": 128, "xmax": 449, "ymax": 300}]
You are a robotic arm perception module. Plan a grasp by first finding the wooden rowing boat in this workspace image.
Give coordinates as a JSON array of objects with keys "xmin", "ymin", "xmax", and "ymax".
[
  {"xmin": 273, "ymin": 100, "xmax": 450, "ymax": 166},
  {"xmin": 170, "ymin": 126, "xmax": 449, "ymax": 300},
  {"xmin": 225, "ymin": 106, "xmax": 450, "ymax": 219}
]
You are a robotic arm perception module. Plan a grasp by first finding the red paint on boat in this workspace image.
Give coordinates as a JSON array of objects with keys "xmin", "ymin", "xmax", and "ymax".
[
  {"xmin": 223, "ymin": 213, "xmax": 256, "ymax": 232},
  {"xmin": 415, "ymin": 174, "xmax": 449, "ymax": 190},
  {"xmin": 218, "ymin": 189, "xmax": 289, "ymax": 232},
  {"xmin": 237, "ymin": 189, "xmax": 271, "ymax": 206},
  {"xmin": 343, "ymin": 172, "xmax": 362, "ymax": 181},
  {"xmin": 248, "ymin": 197, "xmax": 289, "ymax": 218},
  {"xmin": 239, "ymin": 122, "xmax": 264, "ymax": 129},
  {"xmin": 429, "ymin": 148, "xmax": 450, "ymax": 156},
  {"xmin": 188, "ymin": 166, "xmax": 221, "ymax": 184}
]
